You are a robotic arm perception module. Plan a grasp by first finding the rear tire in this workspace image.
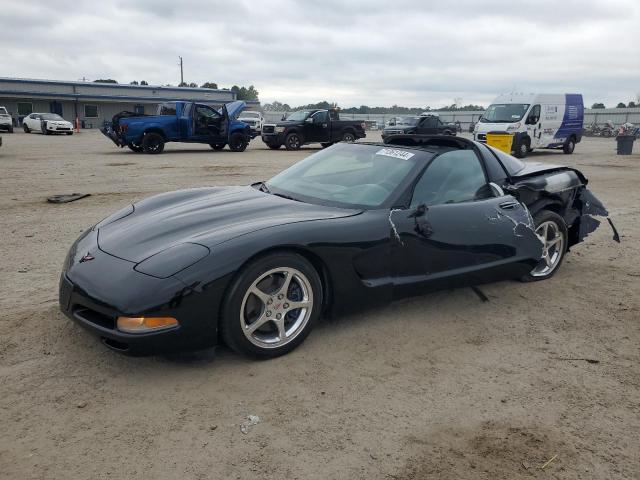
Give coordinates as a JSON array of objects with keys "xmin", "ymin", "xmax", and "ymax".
[
  {"xmin": 142, "ymin": 132, "xmax": 165, "ymax": 154},
  {"xmin": 127, "ymin": 142, "xmax": 143, "ymax": 152},
  {"xmin": 210, "ymin": 143, "xmax": 226, "ymax": 151},
  {"xmin": 520, "ymin": 210, "xmax": 568, "ymax": 282},
  {"xmin": 23, "ymin": 124, "xmax": 30, "ymax": 133},
  {"xmin": 228, "ymin": 132, "xmax": 248, "ymax": 152},
  {"xmin": 220, "ymin": 252, "xmax": 323, "ymax": 358},
  {"xmin": 66, "ymin": 132, "xmax": 73, "ymax": 135},
  {"xmin": 563, "ymin": 136, "xmax": 575, "ymax": 154},
  {"xmin": 342, "ymin": 131, "xmax": 356, "ymax": 142},
  {"xmin": 321, "ymin": 142, "xmax": 333, "ymax": 148},
  {"xmin": 285, "ymin": 132, "xmax": 302, "ymax": 150}
]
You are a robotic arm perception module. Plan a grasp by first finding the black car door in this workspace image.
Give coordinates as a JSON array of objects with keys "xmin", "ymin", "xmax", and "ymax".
[
  {"xmin": 416, "ymin": 116, "xmax": 438, "ymax": 134},
  {"xmin": 192, "ymin": 104, "xmax": 224, "ymax": 143},
  {"xmin": 303, "ymin": 110, "xmax": 330, "ymax": 143},
  {"xmin": 389, "ymin": 149, "xmax": 542, "ymax": 293}
]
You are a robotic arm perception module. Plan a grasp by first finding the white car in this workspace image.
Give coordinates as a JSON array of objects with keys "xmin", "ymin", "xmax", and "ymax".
[
  {"xmin": 238, "ymin": 110, "xmax": 263, "ymax": 136},
  {"xmin": 23, "ymin": 113, "xmax": 74, "ymax": 135},
  {"xmin": 0, "ymin": 106, "xmax": 13, "ymax": 133}
]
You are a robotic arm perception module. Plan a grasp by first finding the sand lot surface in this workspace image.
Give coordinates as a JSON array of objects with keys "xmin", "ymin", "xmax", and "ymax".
[{"xmin": 0, "ymin": 130, "xmax": 638, "ymax": 479}]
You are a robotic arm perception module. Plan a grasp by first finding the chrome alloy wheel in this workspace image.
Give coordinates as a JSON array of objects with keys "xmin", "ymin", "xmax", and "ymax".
[
  {"xmin": 240, "ymin": 267, "xmax": 313, "ymax": 348},
  {"xmin": 531, "ymin": 220, "xmax": 564, "ymax": 277}
]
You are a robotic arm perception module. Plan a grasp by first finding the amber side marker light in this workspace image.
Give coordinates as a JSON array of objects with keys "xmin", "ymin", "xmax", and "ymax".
[{"xmin": 117, "ymin": 316, "xmax": 178, "ymax": 333}]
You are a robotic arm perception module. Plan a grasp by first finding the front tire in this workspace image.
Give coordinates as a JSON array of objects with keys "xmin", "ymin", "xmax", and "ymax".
[
  {"xmin": 520, "ymin": 210, "xmax": 568, "ymax": 282},
  {"xmin": 142, "ymin": 132, "xmax": 165, "ymax": 154},
  {"xmin": 210, "ymin": 143, "xmax": 226, "ymax": 151},
  {"xmin": 563, "ymin": 136, "xmax": 575, "ymax": 154},
  {"xmin": 228, "ymin": 132, "xmax": 248, "ymax": 152},
  {"xmin": 220, "ymin": 252, "xmax": 323, "ymax": 358},
  {"xmin": 321, "ymin": 142, "xmax": 333, "ymax": 148},
  {"xmin": 23, "ymin": 124, "xmax": 30, "ymax": 133},
  {"xmin": 285, "ymin": 132, "xmax": 302, "ymax": 150},
  {"xmin": 514, "ymin": 138, "xmax": 529, "ymax": 158}
]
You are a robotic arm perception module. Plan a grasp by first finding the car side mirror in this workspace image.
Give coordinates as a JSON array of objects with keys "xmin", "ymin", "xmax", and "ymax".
[
  {"xmin": 305, "ymin": 117, "xmax": 313, "ymax": 123},
  {"xmin": 488, "ymin": 182, "xmax": 505, "ymax": 197},
  {"xmin": 409, "ymin": 203, "xmax": 428, "ymax": 218}
]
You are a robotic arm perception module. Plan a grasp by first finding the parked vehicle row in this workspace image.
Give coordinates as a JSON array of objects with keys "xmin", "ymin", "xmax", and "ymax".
[
  {"xmin": 0, "ymin": 106, "xmax": 14, "ymax": 133},
  {"xmin": 382, "ymin": 113, "xmax": 457, "ymax": 140}
]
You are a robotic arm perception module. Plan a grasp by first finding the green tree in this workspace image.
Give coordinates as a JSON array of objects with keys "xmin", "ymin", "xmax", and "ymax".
[
  {"xmin": 616, "ymin": 102, "xmax": 627, "ymax": 108},
  {"xmin": 231, "ymin": 85, "xmax": 259, "ymax": 101},
  {"xmin": 628, "ymin": 101, "xmax": 637, "ymax": 108},
  {"xmin": 591, "ymin": 103, "xmax": 605, "ymax": 109},
  {"xmin": 130, "ymin": 80, "xmax": 139, "ymax": 85},
  {"xmin": 140, "ymin": 80, "xmax": 148, "ymax": 86},
  {"xmin": 93, "ymin": 79, "xmax": 117, "ymax": 84},
  {"xmin": 201, "ymin": 82, "xmax": 218, "ymax": 89}
]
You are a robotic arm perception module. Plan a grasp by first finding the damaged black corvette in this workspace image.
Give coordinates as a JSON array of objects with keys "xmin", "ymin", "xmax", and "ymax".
[{"xmin": 59, "ymin": 135, "xmax": 618, "ymax": 358}]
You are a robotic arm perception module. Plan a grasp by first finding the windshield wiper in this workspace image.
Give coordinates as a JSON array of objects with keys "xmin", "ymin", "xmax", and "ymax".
[{"xmin": 272, "ymin": 192, "xmax": 301, "ymax": 202}]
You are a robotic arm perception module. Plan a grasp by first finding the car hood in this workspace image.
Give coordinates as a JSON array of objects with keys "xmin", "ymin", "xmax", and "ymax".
[
  {"xmin": 97, "ymin": 186, "xmax": 361, "ymax": 263},
  {"xmin": 513, "ymin": 161, "xmax": 568, "ymax": 178},
  {"xmin": 220, "ymin": 100, "xmax": 246, "ymax": 120}
]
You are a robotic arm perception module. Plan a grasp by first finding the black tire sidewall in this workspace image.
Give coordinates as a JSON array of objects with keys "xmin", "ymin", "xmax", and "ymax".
[
  {"xmin": 563, "ymin": 137, "xmax": 575, "ymax": 154},
  {"xmin": 520, "ymin": 210, "xmax": 568, "ymax": 282},
  {"xmin": 285, "ymin": 133, "xmax": 302, "ymax": 150},
  {"xmin": 221, "ymin": 252, "xmax": 323, "ymax": 358},
  {"xmin": 229, "ymin": 133, "xmax": 248, "ymax": 152},
  {"xmin": 268, "ymin": 144, "xmax": 281, "ymax": 150},
  {"xmin": 342, "ymin": 132, "xmax": 355, "ymax": 142},
  {"xmin": 142, "ymin": 132, "xmax": 165, "ymax": 154}
]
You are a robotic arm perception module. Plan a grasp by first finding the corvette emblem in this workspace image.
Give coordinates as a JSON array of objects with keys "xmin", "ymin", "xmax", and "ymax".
[{"xmin": 79, "ymin": 252, "xmax": 95, "ymax": 263}]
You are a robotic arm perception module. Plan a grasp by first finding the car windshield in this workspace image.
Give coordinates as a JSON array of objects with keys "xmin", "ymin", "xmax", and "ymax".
[
  {"xmin": 241, "ymin": 112, "xmax": 260, "ymax": 118},
  {"xmin": 266, "ymin": 143, "xmax": 422, "ymax": 208},
  {"xmin": 480, "ymin": 103, "xmax": 530, "ymax": 123},
  {"xmin": 41, "ymin": 114, "xmax": 64, "ymax": 120},
  {"xmin": 396, "ymin": 117, "xmax": 419, "ymax": 126},
  {"xmin": 285, "ymin": 110, "xmax": 312, "ymax": 121}
]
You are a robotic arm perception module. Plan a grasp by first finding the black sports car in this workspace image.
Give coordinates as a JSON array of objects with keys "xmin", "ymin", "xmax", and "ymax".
[{"xmin": 59, "ymin": 135, "xmax": 617, "ymax": 358}]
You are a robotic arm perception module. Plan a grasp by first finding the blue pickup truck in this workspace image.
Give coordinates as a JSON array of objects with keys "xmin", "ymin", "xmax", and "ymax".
[{"xmin": 101, "ymin": 100, "xmax": 251, "ymax": 154}]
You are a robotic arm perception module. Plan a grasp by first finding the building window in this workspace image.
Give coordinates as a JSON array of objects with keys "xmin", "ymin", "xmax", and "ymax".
[
  {"xmin": 17, "ymin": 102, "xmax": 33, "ymax": 116},
  {"xmin": 84, "ymin": 105, "xmax": 98, "ymax": 118},
  {"xmin": 134, "ymin": 104, "xmax": 145, "ymax": 114}
]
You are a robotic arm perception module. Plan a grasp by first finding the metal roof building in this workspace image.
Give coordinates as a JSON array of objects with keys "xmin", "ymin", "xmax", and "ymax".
[{"xmin": 0, "ymin": 77, "xmax": 258, "ymax": 129}]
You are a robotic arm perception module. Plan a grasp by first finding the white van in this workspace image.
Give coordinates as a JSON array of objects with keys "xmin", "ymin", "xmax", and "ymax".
[{"xmin": 474, "ymin": 93, "xmax": 584, "ymax": 158}]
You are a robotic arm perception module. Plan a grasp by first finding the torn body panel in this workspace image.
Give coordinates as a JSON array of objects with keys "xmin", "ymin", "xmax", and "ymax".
[{"xmin": 389, "ymin": 196, "xmax": 542, "ymax": 295}]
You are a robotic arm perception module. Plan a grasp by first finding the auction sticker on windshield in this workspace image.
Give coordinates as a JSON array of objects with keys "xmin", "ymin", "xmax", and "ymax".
[{"xmin": 376, "ymin": 148, "xmax": 415, "ymax": 160}]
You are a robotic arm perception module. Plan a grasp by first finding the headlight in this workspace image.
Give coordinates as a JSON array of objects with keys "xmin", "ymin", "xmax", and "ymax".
[
  {"xmin": 275, "ymin": 126, "xmax": 286, "ymax": 133},
  {"xmin": 117, "ymin": 316, "xmax": 178, "ymax": 333},
  {"xmin": 134, "ymin": 243, "xmax": 209, "ymax": 278},
  {"xmin": 506, "ymin": 122, "xmax": 521, "ymax": 132}
]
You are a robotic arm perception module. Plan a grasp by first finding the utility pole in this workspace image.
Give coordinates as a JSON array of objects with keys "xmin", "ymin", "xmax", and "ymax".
[{"xmin": 179, "ymin": 56, "xmax": 184, "ymax": 86}]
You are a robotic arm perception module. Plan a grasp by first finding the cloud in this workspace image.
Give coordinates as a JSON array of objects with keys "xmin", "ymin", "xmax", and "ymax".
[{"xmin": 0, "ymin": 0, "xmax": 638, "ymax": 108}]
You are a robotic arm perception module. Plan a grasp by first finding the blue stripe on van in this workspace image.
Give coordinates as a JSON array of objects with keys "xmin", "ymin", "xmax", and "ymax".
[{"xmin": 554, "ymin": 94, "xmax": 584, "ymax": 139}]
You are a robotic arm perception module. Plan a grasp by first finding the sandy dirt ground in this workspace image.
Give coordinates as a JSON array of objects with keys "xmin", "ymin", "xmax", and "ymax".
[{"xmin": 0, "ymin": 130, "xmax": 638, "ymax": 479}]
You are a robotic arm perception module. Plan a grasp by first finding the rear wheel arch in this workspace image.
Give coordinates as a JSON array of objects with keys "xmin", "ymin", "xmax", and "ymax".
[{"xmin": 143, "ymin": 128, "xmax": 166, "ymax": 141}]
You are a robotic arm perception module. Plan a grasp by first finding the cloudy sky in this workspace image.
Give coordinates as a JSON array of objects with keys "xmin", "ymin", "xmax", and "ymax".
[{"xmin": 1, "ymin": 0, "xmax": 639, "ymax": 108}]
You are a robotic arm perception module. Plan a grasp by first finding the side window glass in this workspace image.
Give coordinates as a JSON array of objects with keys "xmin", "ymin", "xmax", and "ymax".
[
  {"xmin": 411, "ymin": 150, "xmax": 489, "ymax": 206},
  {"xmin": 313, "ymin": 111, "xmax": 328, "ymax": 123}
]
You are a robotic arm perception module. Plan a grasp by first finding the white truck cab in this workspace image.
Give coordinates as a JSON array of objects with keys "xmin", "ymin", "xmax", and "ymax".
[{"xmin": 474, "ymin": 93, "xmax": 584, "ymax": 158}]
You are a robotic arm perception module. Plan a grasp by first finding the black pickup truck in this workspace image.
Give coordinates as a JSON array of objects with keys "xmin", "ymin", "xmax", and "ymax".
[
  {"xmin": 261, "ymin": 108, "xmax": 366, "ymax": 150},
  {"xmin": 381, "ymin": 114, "xmax": 456, "ymax": 141}
]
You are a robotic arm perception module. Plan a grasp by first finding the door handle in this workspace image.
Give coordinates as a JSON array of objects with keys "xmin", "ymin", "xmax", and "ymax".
[{"xmin": 499, "ymin": 201, "xmax": 520, "ymax": 210}]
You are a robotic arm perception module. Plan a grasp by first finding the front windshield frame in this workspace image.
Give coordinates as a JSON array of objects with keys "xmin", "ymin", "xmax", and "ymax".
[
  {"xmin": 480, "ymin": 103, "xmax": 530, "ymax": 123},
  {"xmin": 284, "ymin": 110, "xmax": 312, "ymax": 122},
  {"xmin": 41, "ymin": 113, "xmax": 64, "ymax": 121},
  {"xmin": 265, "ymin": 143, "xmax": 431, "ymax": 210}
]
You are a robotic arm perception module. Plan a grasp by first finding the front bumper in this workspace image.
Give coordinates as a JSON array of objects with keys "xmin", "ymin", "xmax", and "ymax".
[
  {"xmin": 59, "ymin": 229, "xmax": 218, "ymax": 355},
  {"xmin": 46, "ymin": 124, "xmax": 73, "ymax": 132},
  {"xmin": 261, "ymin": 132, "xmax": 285, "ymax": 146}
]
